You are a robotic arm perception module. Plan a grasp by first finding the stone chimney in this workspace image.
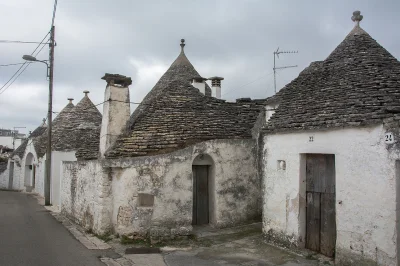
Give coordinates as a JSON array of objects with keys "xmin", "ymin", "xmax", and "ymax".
[
  {"xmin": 192, "ymin": 77, "xmax": 207, "ymax": 95},
  {"xmin": 99, "ymin": 73, "xmax": 132, "ymax": 158},
  {"xmin": 208, "ymin": 77, "xmax": 224, "ymax": 99}
]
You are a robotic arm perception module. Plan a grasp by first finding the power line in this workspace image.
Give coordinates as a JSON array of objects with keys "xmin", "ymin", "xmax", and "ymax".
[
  {"xmin": 0, "ymin": 40, "xmax": 50, "ymax": 44},
  {"xmin": 221, "ymin": 71, "xmax": 275, "ymax": 97},
  {"xmin": 0, "ymin": 40, "xmax": 48, "ymax": 95},
  {"xmin": 0, "ymin": 31, "xmax": 50, "ymax": 95},
  {"xmin": 0, "ymin": 62, "xmax": 37, "ymax": 67},
  {"xmin": 52, "ymin": 99, "xmax": 143, "ymax": 114}
]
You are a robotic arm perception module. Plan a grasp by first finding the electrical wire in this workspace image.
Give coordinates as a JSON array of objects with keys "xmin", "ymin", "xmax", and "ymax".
[
  {"xmin": 0, "ymin": 0, "xmax": 58, "ymax": 95},
  {"xmin": 221, "ymin": 71, "xmax": 274, "ymax": 97},
  {"xmin": 0, "ymin": 31, "xmax": 50, "ymax": 95},
  {"xmin": 52, "ymin": 99, "xmax": 143, "ymax": 114},
  {"xmin": 0, "ymin": 62, "xmax": 37, "ymax": 67},
  {"xmin": 0, "ymin": 40, "xmax": 50, "ymax": 44}
]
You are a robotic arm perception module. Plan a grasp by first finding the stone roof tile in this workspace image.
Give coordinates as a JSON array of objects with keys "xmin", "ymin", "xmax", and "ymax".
[
  {"xmin": 106, "ymin": 79, "xmax": 265, "ymax": 158},
  {"xmin": 35, "ymin": 96, "xmax": 102, "ymax": 159}
]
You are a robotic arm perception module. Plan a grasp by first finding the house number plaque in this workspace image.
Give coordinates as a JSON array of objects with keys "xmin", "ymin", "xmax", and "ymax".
[{"xmin": 385, "ymin": 132, "xmax": 394, "ymax": 144}]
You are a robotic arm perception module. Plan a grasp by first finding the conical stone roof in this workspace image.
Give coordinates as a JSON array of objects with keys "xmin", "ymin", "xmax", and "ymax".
[
  {"xmin": 265, "ymin": 16, "xmax": 400, "ymax": 133},
  {"xmin": 11, "ymin": 119, "xmax": 47, "ymax": 159},
  {"xmin": 105, "ymin": 40, "xmax": 267, "ymax": 158},
  {"xmin": 35, "ymin": 95, "xmax": 102, "ymax": 159},
  {"xmin": 106, "ymin": 78, "xmax": 265, "ymax": 158},
  {"xmin": 129, "ymin": 40, "xmax": 212, "ymax": 128},
  {"xmin": 72, "ymin": 94, "xmax": 103, "ymax": 160}
]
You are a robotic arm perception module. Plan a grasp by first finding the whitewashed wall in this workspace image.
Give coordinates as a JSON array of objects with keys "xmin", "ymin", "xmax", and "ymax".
[
  {"xmin": 51, "ymin": 151, "xmax": 76, "ymax": 208},
  {"xmin": 62, "ymin": 139, "xmax": 260, "ymax": 239},
  {"xmin": 0, "ymin": 162, "xmax": 9, "ymax": 189},
  {"xmin": 34, "ymin": 157, "xmax": 45, "ymax": 197},
  {"xmin": 22, "ymin": 142, "xmax": 38, "ymax": 187},
  {"xmin": 262, "ymin": 125, "xmax": 396, "ymax": 265},
  {"xmin": 11, "ymin": 156, "xmax": 23, "ymax": 191}
]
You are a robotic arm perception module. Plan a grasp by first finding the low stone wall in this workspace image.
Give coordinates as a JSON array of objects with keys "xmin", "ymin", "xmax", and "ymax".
[
  {"xmin": 0, "ymin": 162, "xmax": 8, "ymax": 189},
  {"xmin": 62, "ymin": 139, "xmax": 261, "ymax": 241},
  {"xmin": 61, "ymin": 160, "xmax": 112, "ymax": 234}
]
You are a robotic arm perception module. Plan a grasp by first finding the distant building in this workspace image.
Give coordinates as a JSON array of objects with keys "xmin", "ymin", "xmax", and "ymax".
[
  {"xmin": 0, "ymin": 93, "xmax": 102, "ymax": 205},
  {"xmin": 0, "ymin": 129, "xmax": 26, "ymax": 150}
]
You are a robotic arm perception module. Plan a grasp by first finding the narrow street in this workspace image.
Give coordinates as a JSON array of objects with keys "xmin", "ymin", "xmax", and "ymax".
[{"xmin": 0, "ymin": 191, "xmax": 114, "ymax": 266}]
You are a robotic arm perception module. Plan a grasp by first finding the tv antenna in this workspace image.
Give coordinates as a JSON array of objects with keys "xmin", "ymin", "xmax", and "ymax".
[{"xmin": 273, "ymin": 47, "xmax": 298, "ymax": 93}]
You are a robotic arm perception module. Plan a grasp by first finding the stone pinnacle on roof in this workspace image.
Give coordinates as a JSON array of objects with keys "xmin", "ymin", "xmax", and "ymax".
[
  {"xmin": 180, "ymin": 39, "xmax": 185, "ymax": 53},
  {"xmin": 83, "ymin": 90, "xmax": 89, "ymax": 96},
  {"xmin": 67, "ymin": 98, "xmax": 74, "ymax": 103},
  {"xmin": 351, "ymin": 11, "xmax": 363, "ymax": 26}
]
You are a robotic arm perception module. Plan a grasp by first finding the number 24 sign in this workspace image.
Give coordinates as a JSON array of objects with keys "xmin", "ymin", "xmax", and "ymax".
[{"xmin": 385, "ymin": 132, "xmax": 394, "ymax": 144}]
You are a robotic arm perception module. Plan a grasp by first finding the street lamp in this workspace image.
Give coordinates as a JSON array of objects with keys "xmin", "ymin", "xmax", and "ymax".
[{"xmin": 22, "ymin": 26, "xmax": 55, "ymax": 206}]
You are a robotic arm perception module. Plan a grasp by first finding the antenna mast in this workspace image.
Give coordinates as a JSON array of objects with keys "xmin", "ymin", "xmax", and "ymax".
[{"xmin": 273, "ymin": 48, "xmax": 298, "ymax": 93}]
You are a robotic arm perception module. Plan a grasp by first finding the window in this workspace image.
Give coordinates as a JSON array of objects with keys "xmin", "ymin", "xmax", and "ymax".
[{"xmin": 138, "ymin": 193, "xmax": 154, "ymax": 207}]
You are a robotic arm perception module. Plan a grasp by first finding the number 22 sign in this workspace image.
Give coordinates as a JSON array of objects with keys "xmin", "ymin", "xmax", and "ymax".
[{"xmin": 385, "ymin": 132, "xmax": 394, "ymax": 144}]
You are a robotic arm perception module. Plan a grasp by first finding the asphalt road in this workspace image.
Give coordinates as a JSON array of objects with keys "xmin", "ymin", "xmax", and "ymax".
[{"xmin": 0, "ymin": 191, "xmax": 110, "ymax": 266}]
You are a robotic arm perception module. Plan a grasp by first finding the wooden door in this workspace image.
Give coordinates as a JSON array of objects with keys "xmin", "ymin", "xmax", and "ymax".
[
  {"xmin": 306, "ymin": 154, "xmax": 336, "ymax": 257},
  {"xmin": 192, "ymin": 165, "xmax": 209, "ymax": 225}
]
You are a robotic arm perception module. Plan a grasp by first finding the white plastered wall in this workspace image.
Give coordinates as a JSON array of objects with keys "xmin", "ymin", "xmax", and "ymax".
[
  {"xmin": 262, "ymin": 124, "xmax": 396, "ymax": 265},
  {"xmin": 22, "ymin": 140, "xmax": 40, "ymax": 193},
  {"xmin": 51, "ymin": 151, "xmax": 76, "ymax": 208}
]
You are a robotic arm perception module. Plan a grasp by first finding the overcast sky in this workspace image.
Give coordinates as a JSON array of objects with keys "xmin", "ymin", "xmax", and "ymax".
[{"xmin": 0, "ymin": 0, "xmax": 399, "ymax": 134}]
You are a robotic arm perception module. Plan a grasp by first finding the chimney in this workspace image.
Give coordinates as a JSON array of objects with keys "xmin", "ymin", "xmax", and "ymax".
[
  {"xmin": 192, "ymin": 77, "xmax": 207, "ymax": 95},
  {"xmin": 99, "ymin": 73, "xmax": 132, "ymax": 158},
  {"xmin": 208, "ymin": 77, "xmax": 224, "ymax": 99}
]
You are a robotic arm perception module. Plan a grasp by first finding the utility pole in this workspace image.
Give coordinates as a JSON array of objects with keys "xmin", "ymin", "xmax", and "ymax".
[
  {"xmin": 273, "ymin": 47, "xmax": 298, "ymax": 93},
  {"xmin": 45, "ymin": 25, "xmax": 55, "ymax": 206}
]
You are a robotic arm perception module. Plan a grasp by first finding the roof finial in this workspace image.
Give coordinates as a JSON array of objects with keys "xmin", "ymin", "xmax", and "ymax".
[
  {"xmin": 67, "ymin": 98, "xmax": 74, "ymax": 103},
  {"xmin": 351, "ymin": 11, "xmax": 363, "ymax": 27},
  {"xmin": 42, "ymin": 118, "xmax": 46, "ymax": 124},
  {"xmin": 83, "ymin": 90, "xmax": 89, "ymax": 96},
  {"xmin": 180, "ymin": 39, "xmax": 185, "ymax": 53}
]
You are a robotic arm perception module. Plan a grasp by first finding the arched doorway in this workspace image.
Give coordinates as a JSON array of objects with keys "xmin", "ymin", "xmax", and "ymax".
[
  {"xmin": 192, "ymin": 154, "xmax": 214, "ymax": 226},
  {"xmin": 24, "ymin": 153, "xmax": 35, "ymax": 190}
]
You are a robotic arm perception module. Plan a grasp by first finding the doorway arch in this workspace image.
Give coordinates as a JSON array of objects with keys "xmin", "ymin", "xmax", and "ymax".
[
  {"xmin": 192, "ymin": 154, "xmax": 215, "ymax": 226},
  {"xmin": 24, "ymin": 153, "xmax": 35, "ymax": 189}
]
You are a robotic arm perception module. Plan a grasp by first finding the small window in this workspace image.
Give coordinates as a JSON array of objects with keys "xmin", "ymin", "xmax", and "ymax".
[
  {"xmin": 138, "ymin": 193, "xmax": 154, "ymax": 207},
  {"xmin": 277, "ymin": 160, "xmax": 286, "ymax": 170}
]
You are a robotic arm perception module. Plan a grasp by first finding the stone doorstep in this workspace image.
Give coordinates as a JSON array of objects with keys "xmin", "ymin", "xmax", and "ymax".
[{"xmin": 193, "ymin": 222, "xmax": 262, "ymax": 239}]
